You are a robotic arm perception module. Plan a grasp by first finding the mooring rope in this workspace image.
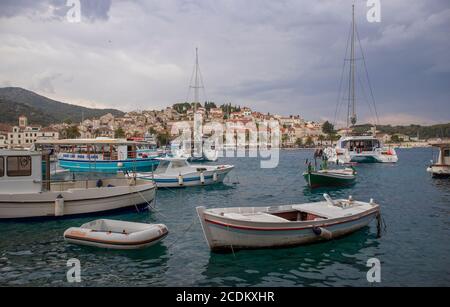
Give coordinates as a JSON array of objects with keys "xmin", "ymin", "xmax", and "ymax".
[
  {"xmin": 135, "ymin": 188, "xmax": 168, "ymax": 218},
  {"xmin": 166, "ymin": 216, "xmax": 198, "ymax": 249}
]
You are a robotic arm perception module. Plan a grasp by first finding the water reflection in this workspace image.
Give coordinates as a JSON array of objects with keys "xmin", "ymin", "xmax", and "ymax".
[{"xmin": 201, "ymin": 228, "xmax": 380, "ymax": 287}]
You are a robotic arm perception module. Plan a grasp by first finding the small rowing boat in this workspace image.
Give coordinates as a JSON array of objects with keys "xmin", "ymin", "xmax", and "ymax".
[
  {"xmin": 64, "ymin": 219, "xmax": 168, "ymax": 249},
  {"xmin": 197, "ymin": 194, "xmax": 380, "ymax": 252},
  {"xmin": 303, "ymin": 157, "xmax": 356, "ymax": 188},
  {"xmin": 303, "ymin": 168, "xmax": 356, "ymax": 188}
]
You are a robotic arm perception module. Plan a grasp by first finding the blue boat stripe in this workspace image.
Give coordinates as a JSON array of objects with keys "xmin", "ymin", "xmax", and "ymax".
[{"xmin": 152, "ymin": 175, "xmax": 214, "ymax": 183}]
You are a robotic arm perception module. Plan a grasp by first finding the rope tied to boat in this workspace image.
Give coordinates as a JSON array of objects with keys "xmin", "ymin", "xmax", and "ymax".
[
  {"xmin": 376, "ymin": 212, "xmax": 387, "ymax": 238},
  {"xmin": 135, "ymin": 188, "xmax": 168, "ymax": 219},
  {"xmin": 166, "ymin": 216, "xmax": 198, "ymax": 250}
]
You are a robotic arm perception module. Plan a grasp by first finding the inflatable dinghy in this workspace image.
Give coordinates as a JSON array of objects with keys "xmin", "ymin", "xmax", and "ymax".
[{"xmin": 64, "ymin": 219, "xmax": 168, "ymax": 249}]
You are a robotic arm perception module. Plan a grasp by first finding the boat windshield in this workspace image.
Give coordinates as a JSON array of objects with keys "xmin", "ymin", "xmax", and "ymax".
[
  {"xmin": 155, "ymin": 160, "xmax": 170, "ymax": 174},
  {"xmin": 342, "ymin": 139, "xmax": 380, "ymax": 152},
  {"xmin": 171, "ymin": 160, "xmax": 188, "ymax": 169}
]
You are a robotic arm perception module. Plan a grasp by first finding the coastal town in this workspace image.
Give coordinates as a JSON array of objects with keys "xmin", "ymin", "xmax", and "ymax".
[{"xmin": 0, "ymin": 102, "xmax": 431, "ymax": 150}]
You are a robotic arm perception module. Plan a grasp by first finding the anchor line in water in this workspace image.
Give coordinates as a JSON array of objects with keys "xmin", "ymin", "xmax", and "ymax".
[
  {"xmin": 166, "ymin": 216, "xmax": 198, "ymax": 250},
  {"xmin": 135, "ymin": 188, "xmax": 168, "ymax": 219}
]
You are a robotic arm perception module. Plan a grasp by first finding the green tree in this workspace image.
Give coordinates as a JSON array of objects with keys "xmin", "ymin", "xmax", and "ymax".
[
  {"xmin": 64, "ymin": 125, "xmax": 80, "ymax": 139},
  {"xmin": 115, "ymin": 127, "xmax": 125, "ymax": 138},
  {"xmin": 156, "ymin": 132, "xmax": 170, "ymax": 146},
  {"xmin": 318, "ymin": 134, "xmax": 325, "ymax": 146},
  {"xmin": 390, "ymin": 135, "xmax": 400, "ymax": 143},
  {"xmin": 63, "ymin": 118, "xmax": 73, "ymax": 125},
  {"xmin": 322, "ymin": 121, "xmax": 335, "ymax": 134},
  {"xmin": 305, "ymin": 136, "xmax": 314, "ymax": 147}
]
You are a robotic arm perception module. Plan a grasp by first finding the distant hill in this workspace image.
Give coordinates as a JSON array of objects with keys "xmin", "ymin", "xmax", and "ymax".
[
  {"xmin": 352, "ymin": 123, "xmax": 450, "ymax": 139},
  {"xmin": 0, "ymin": 87, "xmax": 125, "ymax": 126}
]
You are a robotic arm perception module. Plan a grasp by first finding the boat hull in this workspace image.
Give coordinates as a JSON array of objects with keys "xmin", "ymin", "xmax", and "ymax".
[
  {"xmin": 0, "ymin": 181, "xmax": 156, "ymax": 219},
  {"xmin": 197, "ymin": 206, "xmax": 379, "ymax": 252},
  {"xmin": 64, "ymin": 224, "xmax": 168, "ymax": 250},
  {"xmin": 140, "ymin": 166, "xmax": 234, "ymax": 188},
  {"xmin": 303, "ymin": 171, "xmax": 355, "ymax": 188},
  {"xmin": 427, "ymin": 165, "xmax": 450, "ymax": 178}
]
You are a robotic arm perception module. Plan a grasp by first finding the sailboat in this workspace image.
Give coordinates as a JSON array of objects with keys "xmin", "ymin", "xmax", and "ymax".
[
  {"xmin": 171, "ymin": 48, "xmax": 219, "ymax": 162},
  {"xmin": 324, "ymin": 5, "xmax": 398, "ymax": 164}
]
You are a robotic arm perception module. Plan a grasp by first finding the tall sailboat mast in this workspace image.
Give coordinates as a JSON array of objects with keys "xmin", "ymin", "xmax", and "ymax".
[
  {"xmin": 191, "ymin": 47, "xmax": 202, "ymax": 112},
  {"xmin": 347, "ymin": 4, "xmax": 357, "ymax": 128}
]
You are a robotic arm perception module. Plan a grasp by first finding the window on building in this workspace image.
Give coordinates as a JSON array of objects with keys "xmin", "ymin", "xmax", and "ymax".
[
  {"xmin": 444, "ymin": 149, "xmax": 450, "ymax": 157},
  {"xmin": 0, "ymin": 157, "xmax": 4, "ymax": 177},
  {"xmin": 7, "ymin": 156, "xmax": 32, "ymax": 177}
]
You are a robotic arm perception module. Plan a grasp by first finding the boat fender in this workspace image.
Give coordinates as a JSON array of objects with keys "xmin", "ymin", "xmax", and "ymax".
[
  {"xmin": 178, "ymin": 174, "xmax": 183, "ymax": 186},
  {"xmin": 312, "ymin": 226, "xmax": 332, "ymax": 239},
  {"xmin": 96, "ymin": 179, "xmax": 103, "ymax": 188},
  {"xmin": 200, "ymin": 172, "xmax": 205, "ymax": 184},
  {"xmin": 213, "ymin": 172, "xmax": 218, "ymax": 182},
  {"xmin": 55, "ymin": 194, "xmax": 64, "ymax": 217}
]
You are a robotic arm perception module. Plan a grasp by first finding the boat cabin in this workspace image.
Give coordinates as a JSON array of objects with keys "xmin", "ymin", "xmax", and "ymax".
[
  {"xmin": 340, "ymin": 136, "xmax": 381, "ymax": 152},
  {"xmin": 430, "ymin": 140, "xmax": 450, "ymax": 166},
  {"xmin": 0, "ymin": 150, "xmax": 46, "ymax": 193},
  {"xmin": 34, "ymin": 138, "xmax": 158, "ymax": 161},
  {"xmin": 154, "ymin": 158, "xmax": 195, "ymax": 174}
]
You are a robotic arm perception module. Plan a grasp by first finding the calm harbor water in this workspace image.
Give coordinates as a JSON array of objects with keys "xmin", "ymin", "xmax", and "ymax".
[{"xmin": 0, "ymin": 148, "xmax": 449, "ymax": 286}]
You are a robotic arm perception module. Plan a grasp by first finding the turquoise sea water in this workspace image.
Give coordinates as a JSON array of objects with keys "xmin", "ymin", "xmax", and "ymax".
[{"xmin": 0, "ymin": 148, "xmax": 449, "ymax": 286}]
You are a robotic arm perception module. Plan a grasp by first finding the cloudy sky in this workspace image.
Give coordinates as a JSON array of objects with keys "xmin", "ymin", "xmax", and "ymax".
[{"xmin": 0, "ymin": 0, "xmax": 449, "ymax": 125}]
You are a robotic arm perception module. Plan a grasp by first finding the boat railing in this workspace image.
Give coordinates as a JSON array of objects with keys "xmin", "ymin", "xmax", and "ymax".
[{"xmin": 41, "ymin": 176, "xmax": 137, "ymax": 192}]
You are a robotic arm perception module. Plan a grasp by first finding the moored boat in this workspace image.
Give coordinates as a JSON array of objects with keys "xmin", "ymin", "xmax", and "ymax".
[
  {"xmin": 303, "ymin": 168, "xmax": 356, "ymax": 188},
  {"xmin": 324, "ymin": 135, "xmax": 398, "ymax": 164},
  {"xmin": 427, "ymin": 139, "xmax": 450, "ymax": 178},
  {"xmin": 303, "ymin": 155, "xmax": 356, "ymax": 188},
  {"xmin": 323, "ymin": 5, "xmax": 398, "ymax": 165},
  {"xmin": 64, "ymin": 219, "xmax": 168, "ymax": 249},
  {"xmin": 197, "ymin": 194, "xmax": 380, "ymax": 252},
  {"xmin": 137, "ymin": 157, "xmax": 234, "ymax": 188},
  {"xmin": 0, "ymin": 149, "xmax": 156, "ymax": 219},
  {"xmin": 34, "ymin": 138, "xmax": 161, "ymax": 173}
]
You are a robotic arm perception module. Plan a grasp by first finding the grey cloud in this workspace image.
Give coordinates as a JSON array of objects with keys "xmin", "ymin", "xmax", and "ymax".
[
  {"xmin": 0, "ymin": 0, "xmax": 111, "ymax": 22},
  {"xmin": 0, "ymin": 0, "xmax": 448, "ymax": 124}
]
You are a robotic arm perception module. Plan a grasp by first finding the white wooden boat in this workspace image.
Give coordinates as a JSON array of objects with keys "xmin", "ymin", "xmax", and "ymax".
[
  {"xmin": 197, "ymin": 194, "xmax": 380, "ymax": 251},
  {"xmin": 137, "ymin": 157, "xmax": 234, "ymax": 188},
  {"xmin": 64, "ymin": 219, "xmax": 168, "ymax": 249},
  {"xmin": 0, "ymin": 150, "xmax": 156, "ymax": 219},
  {"xmin": 427, "ymin": 139, "xmax": 450, "ymax": 178}
]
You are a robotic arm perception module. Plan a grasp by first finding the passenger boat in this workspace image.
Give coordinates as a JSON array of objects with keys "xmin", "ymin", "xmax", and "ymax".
[
  {"xmin": 34, "ymin": 138, "xmax": 160, "ymax": 173},
  {"xmin": 64, "ymin": 219, "xmax": 168, "ymax": 249},
  {"xmin": 197, "ymin": 194, "xmax": 381, "ymax": 251},
  {"xmin": 0, "ymin": 149, "xmax": 156, "ymax": 219},
  {"xmin": 137, "ymin": 157, "xmax": 234, "ymax": 188},
  {"xmin": 427, "ymin": 139, "xmax": 450, "ymax": 178}
]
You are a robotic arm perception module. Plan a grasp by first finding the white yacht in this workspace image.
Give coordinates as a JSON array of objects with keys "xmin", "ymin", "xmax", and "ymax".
[
  {"xmin": 0, "ymin": 149, "xmax": 156, "ymax": 219},
  {"xmin": 324, "ymin": 135, "xmax": 398, "ymax": 164},
  {"xmin": 324, "ymin": 5, "xmax": 398, "ymax": 164},
  {"xmin": 137, "ymin": 157, "xmax": 234, "ymax": 188}
]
